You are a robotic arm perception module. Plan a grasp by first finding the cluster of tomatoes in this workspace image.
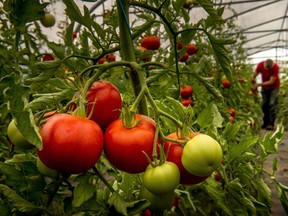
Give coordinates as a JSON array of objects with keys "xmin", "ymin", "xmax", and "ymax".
[
  {"xmin": 228, "ymin": 107, "xmax": 236, "ymax": 123},
  {"xmin": 180, "ymin": 85, "xmax": 193, "ymax": 107},
  {"xmin": 177, "ymin": 42, "xmax": 198, "ymax": 63}
]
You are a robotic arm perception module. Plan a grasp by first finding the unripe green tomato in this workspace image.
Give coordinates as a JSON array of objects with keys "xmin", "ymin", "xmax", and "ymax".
[
  {"xmin": 143, "ymin": 161, "xmax": 180, "ymax": 195},
  {"xmin": 139, "ymin": 186, "xmax": 175, "ymax": 211},
  {"xmin": 181, "ymin": 134, "xmax": 222, "ymax": 176},
  {"xmin": 40, "ymin": 13, "xmax": 56, "ymax": 27},
  {"xmin": 36, "ymin": 157, "xmax": 59, "ymax": 179},
  {"xmin": 7, "ymin": 119, "xmax": 34, "ymax": 150}
]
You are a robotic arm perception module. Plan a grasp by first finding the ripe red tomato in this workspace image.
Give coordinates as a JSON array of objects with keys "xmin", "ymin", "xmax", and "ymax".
[
  {"xmin": 72, "ymin": 32, "xmax": 77, "ymax": 39},
  {"xmin": 180, "ymin": 85, "xmax": 193, "ymax": 99},
  {"xmin": 229, "ymin": 108, "xmax": 236, "ymax": 117},
  {"xmin": 98, "ymin": 57, "xmax": 106, "ymax": 64},
  {"xmin": 43, "ymin": 54, "xmax": 54, "ymax": 61},
  {"xmin": 229, "ymin": 115, "xmax": 235, "ymax": 123},
  {"xmin": 106, "ymin": 53, "xmax": 116, "ymax": 62},
  {"xmin": 178, "ymin": 52, "xmax": 189, "ymax": 62},
  {"xmin": 177, "ymin": 41, "xmax": 183, "ymax": 50},
  {"xmin": 86, "ymin": 81, "xmax": 122, "ymax": 129},
  {"xmin": 141, "ymin": 36, "xmax": 161, "ymax": 50},
  {"xmin": 37, "ymin": 114, "xmax": 104, "ymax": 174},
  {"xmin": 164, "ymin": 132, "xmax": 209, "ymax": 185},
  {"xmin": 181, "ymin": 98, "xmax": 193, "ymax": 107},
  {"xmin": 185, "ymin": 43, "xmax": 197, "ymax": 55},
  {"xmin": 221, "ymin": 79, "xmax": 230, "ymax": 88},
  {"xmin": 104, "ymin": 114, "xmax": 156, "ymax": 173}
]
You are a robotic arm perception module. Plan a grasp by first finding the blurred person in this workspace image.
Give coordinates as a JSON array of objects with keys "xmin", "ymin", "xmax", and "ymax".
[{"xmin": 252, "ymin": 59, "xmax": 280, "ymax": 130}]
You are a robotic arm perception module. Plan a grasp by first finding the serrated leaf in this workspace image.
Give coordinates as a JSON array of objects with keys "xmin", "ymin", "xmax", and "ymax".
[
  {"xmin": 72, "ymin": 173, "xmax": 95, "ymax": 207},
  {"xmin": 108, "ymin": 192, "xmax": 149, "ymax": 216},
  {"xmin": 203, "ymin": 178, "xmax": 233, "ymax": 215},
  {"xmin": 262, "ymin": 124, "xmax": 284, "ymax": 155},
  {"xmin": 223, "ymin": 122, "xmax": 242, "ymax": 140},
  {"xmin": 254, "ymin": 178, "xmax": 272, "ymax": 209},
  {"xmin": 227, "ymin": 137, "xmax": 258, "ymax": 164},
  {"xmin": 0, "ymin": 184, "xmax": 44, "ymax": 215},
  {"xmin": 63, "ymin": 0, "xmax": 92, "ymax": 29},
  {"xmin": 276, "ymin": 183, "xmax": 288, "ymax": 213},
  {"xmin": 196, "ymin": 103, "xmax": 223, "ymax": 128}
]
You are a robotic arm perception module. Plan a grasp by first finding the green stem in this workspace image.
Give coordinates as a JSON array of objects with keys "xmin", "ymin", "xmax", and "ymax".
[
  {"xmin": 92, "ymin": 167, "xmax": 116, "ymax": 193},
  {"xmin": 117, "ymin": 0, "xmax": 148, "ymax": 115}
]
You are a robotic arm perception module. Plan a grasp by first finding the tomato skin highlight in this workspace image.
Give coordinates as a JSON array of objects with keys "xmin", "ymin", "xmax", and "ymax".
[
  {"xmin": 141, "ymin": 36, "xmax": 161, "ymax": 50},
  {"xmin": 37, "ymin": 114, "xmax": 104, "ymax": 174},
  {"xmin": 164, "ymin": 132, "xmax": 209, "ymax": 185},
  {"xmin": 143, "ymin": 161, "xmax": 180, "ymax": 195},
  {"xmin": 104, "ymin": 114, "xmax": 155, "ymax": 174},
  {"xmin": 86, "ymin": 81, "xmax": 122, "ymax": 129}
]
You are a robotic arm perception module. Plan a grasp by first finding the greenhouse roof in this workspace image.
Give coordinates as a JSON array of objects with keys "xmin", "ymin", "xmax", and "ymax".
[{"xmin": 216, "ymin": 0, "xmax": 288, "ymax": 66}]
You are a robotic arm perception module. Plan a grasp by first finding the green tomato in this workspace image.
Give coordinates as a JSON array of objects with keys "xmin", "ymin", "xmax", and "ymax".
[
  {"xmin": 139, "ymin": 186, "xmax": 175, "ymax": 211},
  {"xmin": 40, "ymin": 13, "xmax": 56, "ymax": 27},
  {"xmin": 36, "ymin": 157, "xmax": 59, "ymax": 179},
  {"xmin": 7, "ymin": 119, "xmax": 34, "ymax": 150},
  {"xmin": 181, "ymin": 134, "xmax": 222, "ymax": 176},
  {"xmin": 143, "ymin": 161, "xmax": 180, "ymax": 195}
]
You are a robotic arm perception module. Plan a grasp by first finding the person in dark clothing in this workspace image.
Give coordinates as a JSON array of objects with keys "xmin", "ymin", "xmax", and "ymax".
[{"xmin": 252, "ymin": 59, "xmax": 280, "ymax": 130}]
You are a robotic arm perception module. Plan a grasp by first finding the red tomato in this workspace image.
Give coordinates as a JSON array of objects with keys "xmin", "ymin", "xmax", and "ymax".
[
  {"xmin": 98, "ymin": 57, "xmax": 106, "ymax": 64},
  {"xmin": 164, "ymin": 132, "xmax": 209, "ymax": 185},
  {"xmin": 229, "ymin": 108, "xmax": 236, "ymax": 117},
  {"xmin": 141, "ymin": 36, "xmax": 161, "ymax": 50},
  {"xmin": 37, "ymin": 114, "xmax": 104, "ymax": 174},
  {"xmin": 180, "ymin": 85, "xmax": 193, "ymax": 99},
  {"xmin": 177, "ymin": 41, "xmax": 183, "ymax": 50},
  {"xmin": 104, "ymin": 114, "xmax": 156, "ymax": 173},
  {"xmin": 72, "ymin": 32, "xmax": 77, "ymax": 39},
  {"xmin": 178, "ymin": 52, "xmax": 189, "ymax": 62},
  {"xmin": 43, "ymin": 54, "xmax": 54, "ymax": 61},
  {"xmin": 185, "ymin": 43, "xmax": 197, "ymax": 55},
  {"xmin": 229, "ymin": 115, "xmax": 235, "ymax": 123},
  {"xmin": 181, "ymin": 98, "xmax": 193, "ymax": 107},
  {"xmin": 106, "ymin": 53, "xmax": 116, "ymax": 62},
  {"xmin": 221, "ymin": 79, "xmax": 230, "ymax": 88},
  {"xmin": 86, "ymin": 81, "xmax": 122, "ymax": 129}
]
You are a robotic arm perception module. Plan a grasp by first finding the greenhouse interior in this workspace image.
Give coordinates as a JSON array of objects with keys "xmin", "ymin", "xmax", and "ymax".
[{"xmin": 0, "ymin": 0, "xmax": 288, "ymax": 215}]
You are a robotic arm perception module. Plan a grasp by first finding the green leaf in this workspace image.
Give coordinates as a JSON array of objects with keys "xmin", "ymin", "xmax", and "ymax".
[
  {"xmin": 197, "ymin": 0, "xmax": 223, "ymax": 24},
  {"xmin": 196, "ymin": 103, "xmax": 223, "ymax": 128},
  {"xmin": 276, "ymin": 183, "xmax": 288, "ymax": 213},
  {"xmin": 223, "ymin": 122, "xmax": 242, "ymax": 140},
  {"xmin": 108, "ymin": 192, "xmax": 149, "ymax": 216},
  {"xmin": 262, "ymin": 124, "xmax": 284, "ymax": 155},
  {"xmin": 63, "ymin": 0, "xmax": 92, "ymax": 29},
  {"xmin": 8, "ymin": 84, "xmax": 42, "ymax": 149},
  {"xmin": 203, "ymin": 178, "xmax": 233, "ymax": 215},
  {"xmin": 254, "ymin": 178, "xmax": 272, "ymax": 209},
  {"xmin": 0, "ymin": 184, "xmax": 44, "ymax": 215},
  {"xmin": 227, "ymin": 136, "xmax": 258, "ymax": 164},
  {"xmin": 72, "ymin": 173, "xmax": 96, "ymax": 207}
]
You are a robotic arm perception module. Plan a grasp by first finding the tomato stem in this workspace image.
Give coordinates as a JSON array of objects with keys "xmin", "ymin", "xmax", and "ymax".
[{"xmin": 92, "ymin": 166, "xmax": 116, "ymax": 193}]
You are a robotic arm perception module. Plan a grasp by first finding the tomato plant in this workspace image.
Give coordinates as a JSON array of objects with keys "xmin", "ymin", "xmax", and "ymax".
[
  {"xmin": 37, "ymin": 113, "xmax": 104, "ymax": 174},
  {"xmin": 104, "ymin": 114, "xmax": 156, "ymax": 174}
]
